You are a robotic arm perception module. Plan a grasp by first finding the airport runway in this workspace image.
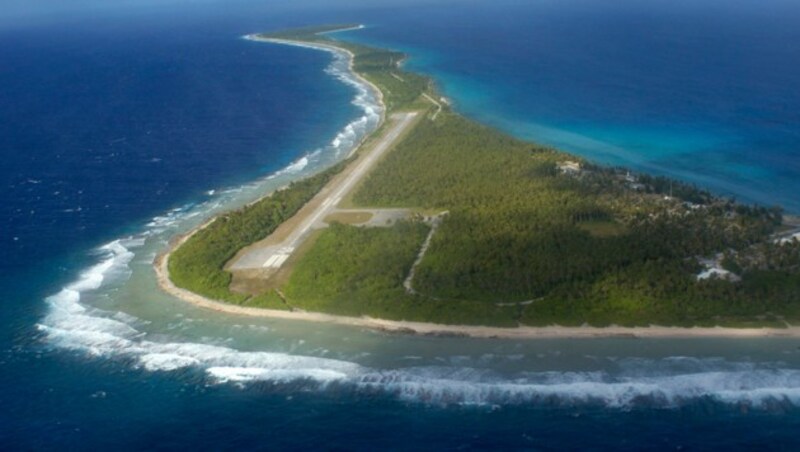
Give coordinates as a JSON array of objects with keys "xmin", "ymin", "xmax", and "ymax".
[{"xmin": 229, "ymin": 111, "xmax": 418, "ymax": 270}]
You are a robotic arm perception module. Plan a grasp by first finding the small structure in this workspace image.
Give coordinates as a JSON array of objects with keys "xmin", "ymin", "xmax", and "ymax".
[
  {"xmin": 697, "ymin": 268, "xmax": 742, "ymax": 282},
  {"xmin": 557, "ymin": 160, "xmax": 581, "ymax": 175},
  {"xmin": 696, "ymin": 255, "xmax": 742, "ymax": 282}
]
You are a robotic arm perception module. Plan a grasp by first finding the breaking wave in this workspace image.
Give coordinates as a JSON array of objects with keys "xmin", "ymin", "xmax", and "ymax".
[
  {"xmin": 324, "ymin": 48, "xmax": 382, "ymax": 157},
  {"xmin": 35, "ymin": 32, "xmax": 800, "ymax": 412},
  {"xmin": 36, "ymin": 235, "xmax": 800, "ymax": 409},
  {"xmin": 249, "ymin": 35, "xmax": 383, "ymax": 175},
  {"xmin": 278, "ymin": 156, "xmax": 309, "ymax": 175}
]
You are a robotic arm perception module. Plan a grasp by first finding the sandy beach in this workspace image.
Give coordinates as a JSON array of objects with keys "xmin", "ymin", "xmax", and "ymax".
[
  {"xmin": 154, "ymin": 32, "xmax": 800, "ymax": 340},
  {"xmin": 156, "ymin": 244, "xmax": 800, "ymax": 338}
]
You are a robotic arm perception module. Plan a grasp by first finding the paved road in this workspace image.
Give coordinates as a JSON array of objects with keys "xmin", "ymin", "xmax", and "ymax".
[{"xmin": 230, "ymin": 112, "xmax": 418, "ymax": 270}]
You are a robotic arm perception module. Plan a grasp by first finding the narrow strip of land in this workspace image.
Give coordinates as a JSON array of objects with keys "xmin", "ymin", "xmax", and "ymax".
[
  {"xmin": 158, "ymin": 27, "xmax": 800, "ymax": 338},
  {"xmin": 229, "ymin": 111, "xmax": 418, "ymax": 271}
]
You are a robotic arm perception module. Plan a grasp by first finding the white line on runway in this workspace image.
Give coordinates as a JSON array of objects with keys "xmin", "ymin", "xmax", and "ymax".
[{"xmin": 258, "ymin": 112, "xmax": 418, "ymax": 269}]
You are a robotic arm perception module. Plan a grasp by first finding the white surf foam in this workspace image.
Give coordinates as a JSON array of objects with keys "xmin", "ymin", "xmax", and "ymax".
[
  {"xmin": 231, "ymin": 37, "xmax": 383, "ymax": 189},
  {"xmin": 40, "ymin": 252, "xmax": 800, "ymax": 410},
  {"xmin": 63, "ymin": 240, "xmax": 135, "ymax": 294},
  {"xmin": 40, "ymin": 256, "xmax": 365, "ymax": 380},
  {"xmin": 146, "ymin": 205, "xmax": 194, "ymax": 234},
  {"xmin": 351, "ymin": 366, "xmax": 800, "ymax": 408},
  {"xmin": 37, "ymin": 35, "xmax": 389, "ymax": 393},
  {"xmin": 139, "ymin": 353, "xmax": 200, "ymax": 372},
  {"xmin": 37, "ymin": 32, "xmax": 800, "ymax": 411},
  {"xmin": 274, "ymin": 156, "xmax": 309, "ymax": 177},
  {"xmin": 324, "ymin": 50, "xmax": 382, "ymax": 134},
  {"xmin": 37, "ymin": 236, "xmax": 800, "ymax": 409},
  {"xmin": 283, "ymin": 40, "xmax": 383, "ymax": 160},
  {"xmin": 40, "ymin": 253, "xmax": 800, "ymax": 410},
  {"xmin": 207, "ymin": 366, "xmax": 352, "ymax": 384}
]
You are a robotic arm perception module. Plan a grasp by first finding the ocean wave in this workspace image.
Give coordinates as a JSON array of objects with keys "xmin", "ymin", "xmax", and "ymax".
[
  {"xmin": 36, "ymin": 158, "xmax": 800, "ymax": 409},
  {"xmin": 226, "ymin": 41, "xmax": 383, "ymax": 192},
  {"xmin": 352, "ymin": 367, "xmax": 800, "ymax": 408},
  {"xmin": 38, "ymin": 245, "xmax": 800, "ymax": 410},
  {"xmin": 322, "ymin": 48, "xmax": 382, "ymax": 156},
  {"xmin": 37, "ymin": 33, "xmax": 800, "ymax": 411},
  {"xmin": 68, "ymin": 240, "xmax": 135, "ymax": 293},
  {"xmin": 38, "ymin": 35, "xmax": 385, "ymax": 365},
  {"xmin": 41, "ymin": 320, "xmax": 800, "ymax": 409},
  {"xmin": 273, "ymin": 156, "xmax": 309, "ymax": 176},
  {"xmin": 37, "ymin": 236, "xmax": 364, "ymax": 382},
  {"xmin": 233, "ymin": 38, "xmax": 383, "ymax": 185},
  {"xmin": 145, "ymin": 205, "xmax": 193, "ymax": 234}
]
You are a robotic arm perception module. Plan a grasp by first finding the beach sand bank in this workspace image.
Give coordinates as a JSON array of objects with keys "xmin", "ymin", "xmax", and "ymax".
[{"xmin": 155, "ymin": 32, "xmax": 800, "ymax": 340}]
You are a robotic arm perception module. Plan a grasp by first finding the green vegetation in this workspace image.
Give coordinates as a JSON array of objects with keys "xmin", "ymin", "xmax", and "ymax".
[
  {"xmin": 168, "ymin": 25, "xmax": 800, "ymax": 328},
  {"xmin": 347, "ymin": 45, "xmax": 429, "ymax": 112},
  {"xmin": 283, "ymin": 221, "xmax": 518, "ymax": 326},
  {"xmin": 168, "ymin": 159, "xmax": 349, "ymax": 303},
  {"xmin": 344, "ymin": 112, "xmax": 799, "ymax": 326},
  {"xmin": 262, "ymin": 24, "xmax": 363, "ymax": 41},
  {"xmin": 258, "ymin": 27, "xmax": 430, "ymax": 112},
  {"xmin": 577, "ymin": 220, "xmax": 627, "ymax": 238},
  {"xmin": 285, "ymin": 221, "xmax": 424, "ymax": 313},
  {"xmin": 246, "ymin": 290, "xmax": 289, "ymax": 310}
]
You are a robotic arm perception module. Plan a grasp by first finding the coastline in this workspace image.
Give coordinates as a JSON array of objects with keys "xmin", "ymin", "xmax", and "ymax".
[
  {"xmin": 154, "ymin": 30, "xmax": 800, "ymax": 339},
  {"xmin": 155, "ymin": 245, "xmax": 800, "ymax": 338},
  {"xmin": 243, "ymin": 33, "xmax": 386, "ymax": 130},
  {"xmin": 23, "ymin": 9, "xmax": 800, "ymax": 441}
]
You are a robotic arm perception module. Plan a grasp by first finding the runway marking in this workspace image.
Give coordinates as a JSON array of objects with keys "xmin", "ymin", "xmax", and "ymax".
[{"xmin": 253, "ymin": 112, "xmax": 419, "ymax": 270}]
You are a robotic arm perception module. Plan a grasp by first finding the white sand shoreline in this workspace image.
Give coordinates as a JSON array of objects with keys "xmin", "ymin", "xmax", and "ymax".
[
  {"xmin": 155, "ymin": 243, "xmax": 800, "ymax": 338},
  {"xmin": 243, "ymin": 33, "xmax": 386, "ymax": 128},
  {"xmin": 154, "ymin": 31, "xmax": 800, "ymax": 340}
]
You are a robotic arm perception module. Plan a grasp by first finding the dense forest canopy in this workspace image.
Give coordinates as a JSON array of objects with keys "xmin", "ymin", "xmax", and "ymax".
[{"xmin": 168, "ymin": 27, "xmax": 800, "ymax": 328}]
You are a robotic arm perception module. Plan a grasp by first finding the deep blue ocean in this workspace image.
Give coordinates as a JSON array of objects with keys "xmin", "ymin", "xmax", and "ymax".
[{"xmin": 3, "ymin": 0, "xmax": 800, "ymax": 449}]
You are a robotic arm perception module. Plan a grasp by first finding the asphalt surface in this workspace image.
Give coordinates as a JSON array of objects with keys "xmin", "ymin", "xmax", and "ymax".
[{"xmin": 230, "ymin": 112, "xmax": 418, "ymax": 270}]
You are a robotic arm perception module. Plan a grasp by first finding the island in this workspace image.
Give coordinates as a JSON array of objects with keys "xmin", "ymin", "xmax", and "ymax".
[{"xmin": 155, "ymin": 25, "xmax": 800, "ymax": 338}]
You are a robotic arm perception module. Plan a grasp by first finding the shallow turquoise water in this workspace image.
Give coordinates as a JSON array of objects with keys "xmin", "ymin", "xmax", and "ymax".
[
  {"xmin": 3, "ymin": 0, "xmax": 800, "ymax": 449},
  {"xmin": 338, "ymin": 0, "xmax": 800, "ymax": 212}
]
